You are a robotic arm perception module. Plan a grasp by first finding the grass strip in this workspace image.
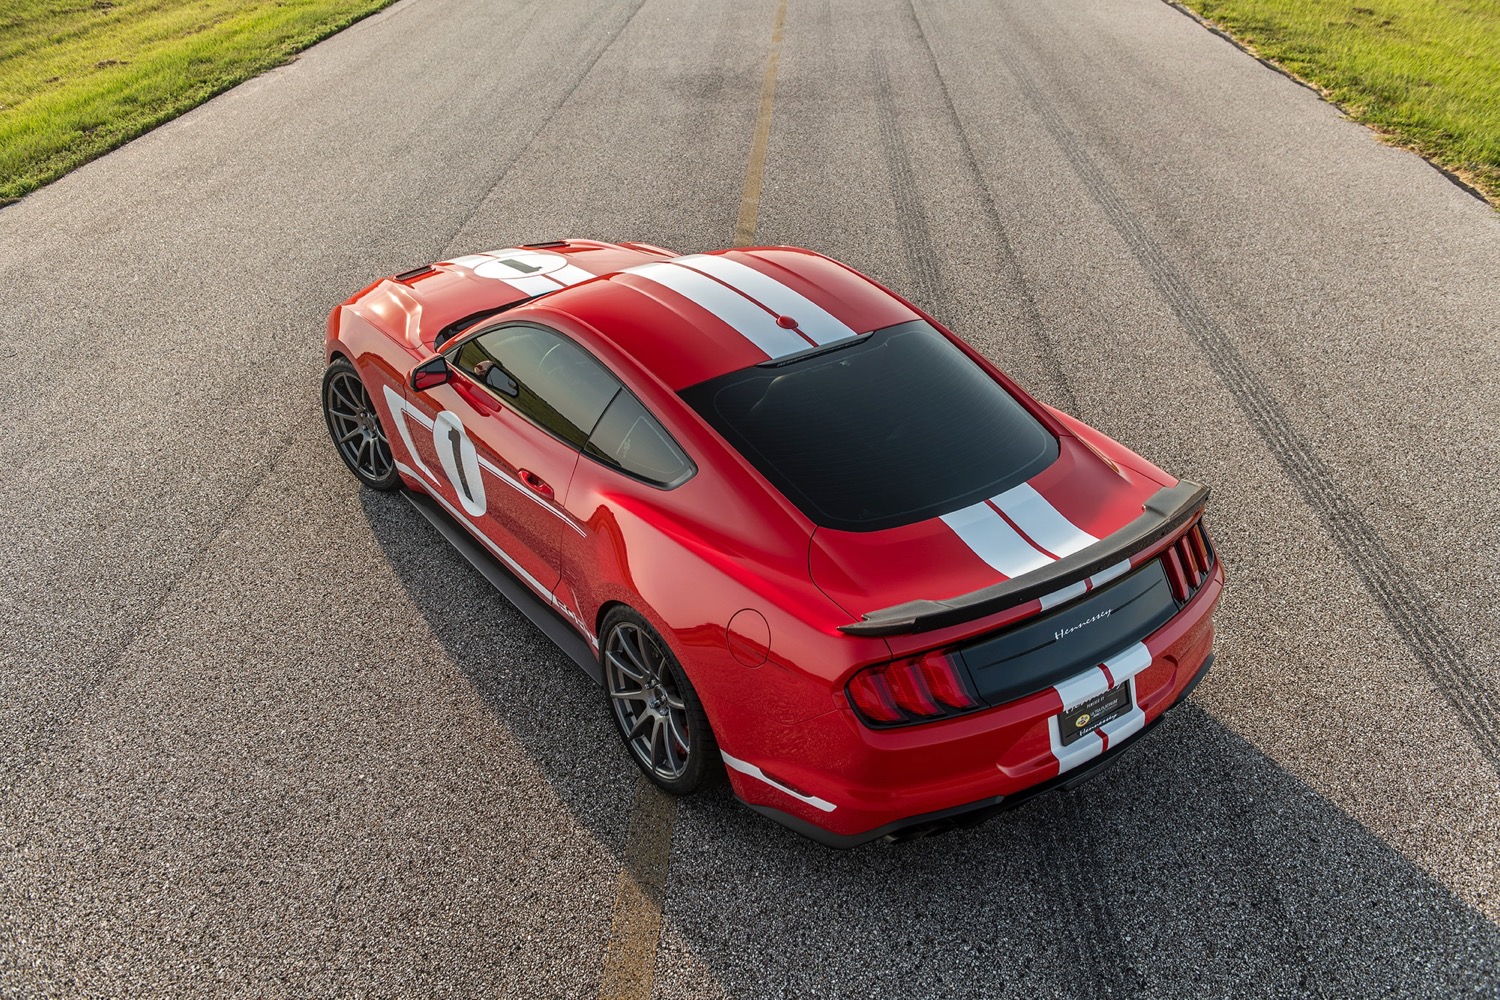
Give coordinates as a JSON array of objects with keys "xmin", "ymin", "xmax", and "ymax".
[
  {"xmin": 0, "ymin": 0, "xmax": 398, "ymax": 203},
  {"xmin": 1173, "ymin": 0, "xmax": 1500, "ymax": 204}
]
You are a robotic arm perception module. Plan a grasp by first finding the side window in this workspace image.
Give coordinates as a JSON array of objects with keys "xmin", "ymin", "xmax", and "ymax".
[
  {"xmin": 586, "ymin": 391, "xmax": 694, "ymax": 487},
  {"xmin": 452, "ymin": 324, "xmax": 620, "ymax": 447}
]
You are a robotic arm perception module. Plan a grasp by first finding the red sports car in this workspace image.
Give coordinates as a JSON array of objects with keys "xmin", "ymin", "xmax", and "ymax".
[{"xmin": 321, "ymin": 240, "xmax": 1222, "ymax": 846}]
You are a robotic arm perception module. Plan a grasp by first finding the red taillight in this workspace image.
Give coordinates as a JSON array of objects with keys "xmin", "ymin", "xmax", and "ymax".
[
  {"xmin": 884, "ymin": 659, "xmax": 942, "ymax": 716},
  {"xmin": 846, "ymin": 651, "xmax": 978, "ymax": 728},
  {"xmin": 1188, "ymin": 522, "xmax": 1212, "ymax": 577},
  {"xmin": 1162, "ymin": 519, "xmax": 1216, "ymax": 604},
  {"xmin": 848, "ymin": 671, "xmax": 903, "ymax": 723},
  {"xmin": 917, "ymin": 653, "xmax": 977, "ymax": 710},
  {"xmin": 1163, "ymin": 545, "xmax": 1191, "ymax": 602}
]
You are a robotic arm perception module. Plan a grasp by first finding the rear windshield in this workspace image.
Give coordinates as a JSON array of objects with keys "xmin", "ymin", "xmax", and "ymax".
[{"xmin": 680, "ymin": 321, "xmax": 1058, "ymax": 531}]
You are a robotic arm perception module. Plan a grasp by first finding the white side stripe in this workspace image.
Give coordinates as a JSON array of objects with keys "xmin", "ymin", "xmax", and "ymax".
[
  {"xmin": 720, "ymin": 752, "xmax": 836, "ymax": 813},
  {"xmin": 624, "ymin": 261, "xmax": 811, "ymax": 358},
  {"xmin": 673, "ymin": 254, "xmax": 859, "ymax": 347},
  {"xmin": 992, "ymin": 482, "xmax": 1098, "ymax": 557},
  {"xmin": 940, "ymin": 503, "xmax": 1053, "ymax": 580},
  {"xmin": 382, "ymin": 385, "xmax": 439, "ymax": 484},
  {"xmin": 474, "ymin": 454, "xmax": 587, "ymax": 537}
]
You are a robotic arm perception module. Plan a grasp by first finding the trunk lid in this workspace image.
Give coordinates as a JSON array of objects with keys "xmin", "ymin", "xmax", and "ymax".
[{"xmin": 809, "ymin": 433, "xmax": 1170, "ymax": 654}]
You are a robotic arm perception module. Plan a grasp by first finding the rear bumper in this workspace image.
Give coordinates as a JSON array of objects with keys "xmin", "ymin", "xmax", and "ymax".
[
  {"xmin": 723, "ymin": 564, "xmax": 1223, "ymax": 847},
  {"xmin": 745, "ymin": 650, "xmax": 1214, "ymax": 848}
]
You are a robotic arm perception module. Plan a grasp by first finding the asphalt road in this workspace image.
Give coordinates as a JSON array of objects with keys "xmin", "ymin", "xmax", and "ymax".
[{"xmin": 3, "ymin": 0, "xmax": 1499, "ymax": 996}]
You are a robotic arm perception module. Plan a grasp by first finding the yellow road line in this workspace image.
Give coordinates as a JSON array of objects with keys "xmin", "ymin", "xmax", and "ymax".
[
  {"xmin": 733, "ymin": 0, "xmax": 790, "ymax": 247},
  {"xmin": 600, "ymin": 5, "xmax": 789, "ymax": 995},
  {"xmin": 599, "ymin": 775, "xmax": 678, "ymax": 1000}
]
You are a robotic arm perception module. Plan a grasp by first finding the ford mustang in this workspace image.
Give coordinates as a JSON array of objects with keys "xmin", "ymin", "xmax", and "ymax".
[{"xmin": 321, "ymin": 239, "xmax": 1223, "ymax": 846}]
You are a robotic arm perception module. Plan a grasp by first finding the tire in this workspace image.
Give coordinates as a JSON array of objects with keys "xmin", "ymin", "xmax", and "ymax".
[
  {"xmin": 322, "ymin": 357, "xmax": 401, "ymax": 491},
  {"xmin": 601, "ymin": 607, "xmax": 722, "ymax": 795}
]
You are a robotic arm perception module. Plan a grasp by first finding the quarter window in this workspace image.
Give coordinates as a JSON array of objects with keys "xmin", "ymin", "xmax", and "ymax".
[{"xmin": 586, "ymin": 392, "xmax": 694, "ymax": 487}]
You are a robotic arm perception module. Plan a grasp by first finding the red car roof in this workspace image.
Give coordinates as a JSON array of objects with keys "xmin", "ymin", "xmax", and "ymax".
[{"xmin": 534, "ymin": 247, "xmax": 922, "ymax": 391}]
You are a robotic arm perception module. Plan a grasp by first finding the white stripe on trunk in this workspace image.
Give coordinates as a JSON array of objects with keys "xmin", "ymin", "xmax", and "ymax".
[
  {"xmin": 940, "ymin": 502, "xmax": 1054, "ymax": 580},
  {"xmin": 992, "ymin": 482, "xmax": 1098, "ymax": 557}
]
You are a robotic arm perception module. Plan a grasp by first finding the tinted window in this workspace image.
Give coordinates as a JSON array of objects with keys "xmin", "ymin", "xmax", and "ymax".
[
  {"xmin": 453, "ymin": 324, "xmax": 620, "ymax": 447},
  {"xmin": 680, "ymin": 321, "xmax": 1058, "ymax": 531},
  {"xmin": 586, "ymin": 392, "xmax": 694, "ymax": 487}
]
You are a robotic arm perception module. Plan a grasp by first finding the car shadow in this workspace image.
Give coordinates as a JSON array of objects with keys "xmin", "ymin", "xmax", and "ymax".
[{"xmin": 361, "ymin": 488, "xmax": 1500, "ymax": 998}]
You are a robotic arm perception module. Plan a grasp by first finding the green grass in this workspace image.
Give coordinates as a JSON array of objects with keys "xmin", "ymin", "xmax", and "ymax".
[
  {"xmin": 1178, "ymin": 0, "xmax": 1500, "ymax": 203},
  {"xmin": 0, "ymin": 0, "xmax": 397, "ymax": 203}
]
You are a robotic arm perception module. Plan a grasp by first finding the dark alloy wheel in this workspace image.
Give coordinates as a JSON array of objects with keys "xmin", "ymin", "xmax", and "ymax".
[
  {"xmin": 602, "ymin": 608, "xmax": 721, "ymax": 795},
  {"xmin": 322, "ymin": 358, "xmax": 400, "ymax": 491}
]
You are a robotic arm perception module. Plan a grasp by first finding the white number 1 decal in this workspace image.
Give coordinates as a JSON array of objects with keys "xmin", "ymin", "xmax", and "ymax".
[
  {"xmin": 381, "ymin": 385, "xmax": 487, "ymax": 517},
  {"xmin": 432, "ymin": 410, "xmax": 487, "ymax": 517}
]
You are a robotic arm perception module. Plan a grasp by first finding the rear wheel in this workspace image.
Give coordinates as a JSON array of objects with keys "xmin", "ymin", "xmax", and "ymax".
[
  {"xmin": 322, "ymin": 357, "xmax": 400, "ymax": 491},
  {"xmin": 602, "ymin": 608, "xmax": 721, "ymax": 795}
]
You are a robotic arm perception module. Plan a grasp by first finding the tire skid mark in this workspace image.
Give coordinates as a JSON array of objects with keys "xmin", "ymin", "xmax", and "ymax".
[
  {"xmin": 981, "ymin": 11, "xmax": 1500, "ymax": 774},
  {"xmin": 1036, "ymin": 794, "xmax": 1138, "ymax": 997},
  {"xmin": 871, "ymin": 53, "xmax": 947, "ymax": 316},
  {"xmin": 902, "ymin": 0, "xmax": 1079, "ymax": 415}
]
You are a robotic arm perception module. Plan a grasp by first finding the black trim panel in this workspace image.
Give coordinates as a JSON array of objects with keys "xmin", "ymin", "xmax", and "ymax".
[{"xmin": 839, "ymin": 480, "xmax": 1210, "ymax": 636}]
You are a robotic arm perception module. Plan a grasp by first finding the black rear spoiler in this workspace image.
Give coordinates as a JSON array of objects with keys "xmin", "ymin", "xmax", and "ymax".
[{"xmin": 838, "ymin": 480, "xmax": 1210, "ymax": 637}]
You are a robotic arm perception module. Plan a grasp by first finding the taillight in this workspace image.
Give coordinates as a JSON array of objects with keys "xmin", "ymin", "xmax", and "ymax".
[
  {"xmin": 1162, "ymin": 519, "xmax": 1216, "ymax": 604},
  {"xmin": 846, "ymin": 650, "xmax": 979, "ymax": 728}
]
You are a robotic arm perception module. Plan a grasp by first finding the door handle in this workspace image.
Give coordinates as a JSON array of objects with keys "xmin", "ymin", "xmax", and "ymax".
[{"xmin": 518, "ymin": 469, "xmax": 554, "ymax": 499}]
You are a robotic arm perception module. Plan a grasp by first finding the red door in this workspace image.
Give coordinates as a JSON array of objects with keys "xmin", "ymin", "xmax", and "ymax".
[{"xmin": 390, "ymin": 371, "xmax": 581, "ymax": 597}]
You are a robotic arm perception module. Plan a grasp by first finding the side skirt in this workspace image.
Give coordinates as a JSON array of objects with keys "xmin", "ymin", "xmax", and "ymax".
[{"xmin": 403, "ymin": 490, "xmax": 603, "ymax": 686}]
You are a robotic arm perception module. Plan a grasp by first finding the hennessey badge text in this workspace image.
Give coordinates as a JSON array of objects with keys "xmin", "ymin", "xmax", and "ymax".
[{"xmin": 1055, "ymin": 609, "xmax": 1111, "ymax": 643}]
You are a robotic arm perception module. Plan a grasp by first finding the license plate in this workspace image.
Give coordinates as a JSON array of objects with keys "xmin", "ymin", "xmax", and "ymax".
[{"xmin": 1058, "ymin": 682, "xmax": 1131, "ymax": 746}]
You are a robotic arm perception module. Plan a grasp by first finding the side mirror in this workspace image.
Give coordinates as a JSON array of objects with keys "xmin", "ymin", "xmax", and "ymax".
[
  {"xmin": 474, "ymin": 359, "xmax": 519, "ymax": 397},
  {"xmin": 409, "ymin": 355, "xmax": 451, "ymax": 392}
]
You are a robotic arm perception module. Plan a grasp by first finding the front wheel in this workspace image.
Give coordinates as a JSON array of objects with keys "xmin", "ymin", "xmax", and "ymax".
[
  {"xmin": 602, "ymin": 608, "xmax": 722, "ymax": 795},
  {"xmin": 322, "ymin": 357, "xmax": 401, "ymax": 491}
]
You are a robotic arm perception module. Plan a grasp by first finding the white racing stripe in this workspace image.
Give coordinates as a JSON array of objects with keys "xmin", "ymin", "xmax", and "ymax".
[
  {"xmin": 720, "ymin": 751, "xmax": 836, "ymax": 813},
  {"xmin": 940, "ymin": 502, "xmax": 1053, "ymax": 579},
  {"xmin": 1101, "ymin": 641, "xmax": 1152, "ymax": 685},
  {"xmin": 1049, "ymin": 717, "xmax": 1104, "ymax": 773},
  {"xmin": 672, "ymin": 254, "xmax": 859, "ymax": 347},
  {"xmin": 1046, "ymin": 641, "xmax": 1154, "ymax": 773},
  {"xmin": 1054, "ymin": 666, "xmax": 1111, "ymax": 712},
  {"xmin": 943, "ymin": 479, "xmax": 1132, "ymax": 614},
  {"xmin": 452, "ymin": 248, "xmax": 599, "ymax": 299},
  {"xmin": 1040, "ymin": 558, "xmax": 1133, "ymax": 610},
  {"xmin": 487, "ymin": 272, "xmax": 559, "ymax": 296},
  {"xmin": 624, "ymin": 261, "xmax": 811, "ymax": 358},
  {"xmin": 548, "ymin": 262, "xmax": 597, "ymax": 287},
  {"xmin": 992, "ymin": 482, "xmax": 1098, "ymax": 557}
]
